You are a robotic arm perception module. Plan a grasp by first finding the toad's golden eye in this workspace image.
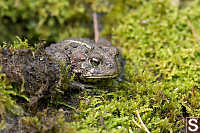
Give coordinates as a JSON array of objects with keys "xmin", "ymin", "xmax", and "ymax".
[{"xmin": 90, "ymin": 57, "xmax": 101, "ymax": 66}]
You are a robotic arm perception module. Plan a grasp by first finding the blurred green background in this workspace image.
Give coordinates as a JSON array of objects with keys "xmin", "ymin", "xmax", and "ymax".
[{"xmin": 0, "ymin": 0, "xmax": 130, "ymax": 43}]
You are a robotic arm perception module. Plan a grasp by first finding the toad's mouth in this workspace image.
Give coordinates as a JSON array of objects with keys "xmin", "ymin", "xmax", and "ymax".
[
  {"xmin": 82, "ymin": 73, "xmax": 119, "ymax": 79},
  {"xmin": 80, "ymin": 66, "xmax": 121, "ymax": 79}
]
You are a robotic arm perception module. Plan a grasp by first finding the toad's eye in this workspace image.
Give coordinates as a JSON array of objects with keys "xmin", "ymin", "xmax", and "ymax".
[{"xmin": 90, "ymin": 57, "xmax": 101, "ymax": 66}]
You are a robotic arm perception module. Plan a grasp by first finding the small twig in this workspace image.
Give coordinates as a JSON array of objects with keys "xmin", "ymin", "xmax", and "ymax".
[
  {"xmin": 136, "ymin": 110, "xmax": 151, "ymax": 133},
  {"xmin": 192, "ymin": 86, "xmax": 196, "ymax": 97},
  {"xmin": 100, "ymin": 115, "xmax": 107, "ymax": 130},
  {"xmin": 187, "ymin": 20, "xmax": 199, "ymax": 41},
  {"xmin": 132, "ymin": 117, "xmax": 142, "ymax": 128},
  {"xmin": 93, "ymin": 12, "xmax": 99, "ymax": 42}
]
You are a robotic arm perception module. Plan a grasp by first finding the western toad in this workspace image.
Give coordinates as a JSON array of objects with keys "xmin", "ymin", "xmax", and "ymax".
[{"xmin": 0, "ymin": 38, "xmax": 121, "ymax": 99}]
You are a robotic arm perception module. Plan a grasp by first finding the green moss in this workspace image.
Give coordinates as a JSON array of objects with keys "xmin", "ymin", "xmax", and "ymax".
[
  {"xmin": 20, "ymin": 109, "xmax": 76, "ymax": 133},
  {"xmin": 0, "ymin": 0, "xmax": 91, "ymax": 43},
  {"xmin": 71, "ymin": 0, "xmax": 200, "ymax": 132},
  {"xmin": 0, "ymin": 72, "xmax": 24, "ymax": 130}
]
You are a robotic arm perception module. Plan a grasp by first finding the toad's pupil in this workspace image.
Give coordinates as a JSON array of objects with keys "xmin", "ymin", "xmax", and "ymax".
[{"xmin": 90, "ymin": 57, "xmax": 100, "ymax": 66}]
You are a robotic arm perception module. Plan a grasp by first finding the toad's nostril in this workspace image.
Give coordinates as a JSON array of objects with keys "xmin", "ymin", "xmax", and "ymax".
[
  {"xmin": 108, "ymin": 64, "xmax": 113, "ymax": 68},
  {"xmin": 105, "ymin": 62, "xmax": 113, "ymax": 68}
]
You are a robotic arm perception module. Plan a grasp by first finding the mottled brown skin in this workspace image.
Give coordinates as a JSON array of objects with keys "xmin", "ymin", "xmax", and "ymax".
[
  {"xmin": 45, "ymin": 38, "xmax": 121, "ymax": 86},
  {"xmin": 45, "ymin": 39, "xmax": 121, "ymax": 80},
  {"xmin": 0, "ymin": 38, "xmax": 121, "ymax": 101}
]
